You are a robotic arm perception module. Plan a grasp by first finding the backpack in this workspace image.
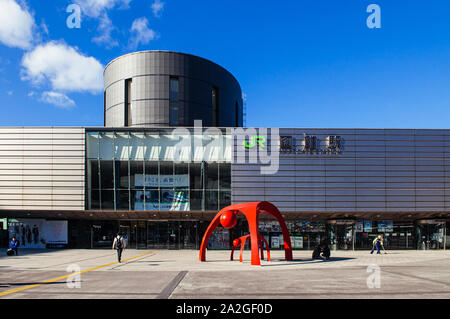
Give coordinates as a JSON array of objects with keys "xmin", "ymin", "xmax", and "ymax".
[{"xmin": 116, "ymin": 236, "xmax": 123, "ymax": 249}]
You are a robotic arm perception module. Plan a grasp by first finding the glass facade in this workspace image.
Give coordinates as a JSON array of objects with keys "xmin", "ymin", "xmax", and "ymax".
[
  {"xmin": 258, "ymin": 220, "xmax": 327, "ymax": 250},
  {"xmin": 66, "ymin": 218, "xmax": 449, "ymax": 250},
  {"xmin": 86, "ymin": 129, "xmax": 232, "ymax": 212}
]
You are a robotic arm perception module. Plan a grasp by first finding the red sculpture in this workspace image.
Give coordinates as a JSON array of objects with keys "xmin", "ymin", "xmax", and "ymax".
[
  {"xmin": 199, "ymin": 201, "xmax": 293, "ymax": 266},
  {"xmin": 231, "ymin": 234, "xmax": 271, "ymax": 263}
]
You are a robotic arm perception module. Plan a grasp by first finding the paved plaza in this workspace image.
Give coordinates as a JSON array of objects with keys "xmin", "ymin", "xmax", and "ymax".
[{"xmin": 0, "ymin": 249, "xmax": 449, "ymax": 299}]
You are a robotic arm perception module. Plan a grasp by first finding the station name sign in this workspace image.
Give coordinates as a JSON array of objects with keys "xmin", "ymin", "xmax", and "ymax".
[{"xmin": 280, "ymin": 135, "xmax": 343, "ymax": 155}]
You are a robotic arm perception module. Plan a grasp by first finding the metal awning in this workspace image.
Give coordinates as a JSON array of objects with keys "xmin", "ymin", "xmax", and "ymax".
[{"xmin": 0, "ymin": 210, "xmax": 449, "ymax": 221}]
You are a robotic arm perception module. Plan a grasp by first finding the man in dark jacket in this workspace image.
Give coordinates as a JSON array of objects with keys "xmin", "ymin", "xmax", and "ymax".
[
  {"xmin": 9, "ymin": 237, "xmax": 19, "ymax": 256},
  {"xmin": 112, "ymin": 233, "xmax": 126, "ymax": 263}
]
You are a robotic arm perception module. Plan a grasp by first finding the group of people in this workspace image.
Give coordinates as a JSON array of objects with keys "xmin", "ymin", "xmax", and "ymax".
[
  {"xmin": 311, "ymin": 235, "xmax": 387, "ymax": 261},
  {"xmin": 312, "ymin": 242, "xmax": 331, "ymax": 260}
]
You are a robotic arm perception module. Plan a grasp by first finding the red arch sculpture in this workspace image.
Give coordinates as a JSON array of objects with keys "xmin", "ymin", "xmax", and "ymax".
[
  {"xmin": 199, "ymin": 201, "xmax": 293, "ymax": 266},
  {"xmin": 231, "ymin": 234, "xmax": 271, "ymax": 263}
]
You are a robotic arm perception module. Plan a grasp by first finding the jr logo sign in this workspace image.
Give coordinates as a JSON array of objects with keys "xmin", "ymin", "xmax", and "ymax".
[{"xmin": 244, "ymin": 136, "xmax": 266, "ymax": 149}]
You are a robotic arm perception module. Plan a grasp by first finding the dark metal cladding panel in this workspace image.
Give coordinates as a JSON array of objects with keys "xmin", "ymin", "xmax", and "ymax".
[{"xmin": 104, "ymin": 51, "xmax": 243, "ymax": 128}]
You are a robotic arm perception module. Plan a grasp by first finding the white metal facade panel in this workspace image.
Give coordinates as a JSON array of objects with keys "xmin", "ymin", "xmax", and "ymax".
[{"xmin": 0, "ymin": 127, "xmax": 85, "ymax": 211}]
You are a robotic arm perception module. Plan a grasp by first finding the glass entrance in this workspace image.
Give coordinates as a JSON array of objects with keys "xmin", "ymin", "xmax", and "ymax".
[
  {"xmin": 354, "ymin": 221, "xmax": 414, "ymax": 250},
  {"xmin": 147, "ymin": 221, "xmax": 169, "ymax": 249},
  {"xmin": 146, "ymin": 220, "xmax": 200, "ymax": 249},
  {"xmin": 136, "ymin": 221, "xmax": 147, "ymax": 249},
  {"xmin": 119, "ymin": 221, "xmax": 137, "ymax": 249},
  {"xmin": 91, "ymin": 221, "xmax": 116, "ymax": 248},
  {"xmin": 416, "ymin": 220, "xmax": 445, "ymax": 250},
  {"xmin": 168, "ymin": 221, "xmax": 179, "ymax": 250},
  {"xmin": 328, "ymin": 222, "xmax": 354, "ymax": 250}
]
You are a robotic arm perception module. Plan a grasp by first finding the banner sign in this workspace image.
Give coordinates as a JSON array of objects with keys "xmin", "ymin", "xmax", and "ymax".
[
  {"xmin": 134, "ymin": 174, "xmax": 190, "ymax": 211},
  {"xmin": 363, "ymin": 221, "xmax": 372, "ymax": 233},
  {"xmin": 135, "ymin": 174, "xmax": 189, "ymax": 188}
]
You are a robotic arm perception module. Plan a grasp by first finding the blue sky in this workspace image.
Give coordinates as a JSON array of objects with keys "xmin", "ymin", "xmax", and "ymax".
[{"xmin": 1, "ymin": 0, "xmax": 450, "ymax": 128}]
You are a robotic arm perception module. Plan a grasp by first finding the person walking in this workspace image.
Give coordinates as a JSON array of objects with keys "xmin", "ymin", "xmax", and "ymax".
[
  {"xmin": 9, "ymin": 237, "xmax": 19, "ymax": 256},
  {"xmin": 112, "ymin": 233, "xmax": 125, "ymax": 263},
  {"xmin": 370, "ymin": 235, "xmax": 385, "ymax": 254}
]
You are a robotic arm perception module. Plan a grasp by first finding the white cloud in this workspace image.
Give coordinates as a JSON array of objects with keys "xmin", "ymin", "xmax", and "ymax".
[
  {"xmin": 73, "ymin": 0, "xmax": 132, "ymax": 47},
  {"xmin": 0, "ymin": 0, "xmax": 36, "ymax": 49},
  {"xmin": 92, "ymin": 13, "xmax": 118, "ymax": 48},
  {"xmin": 40, "ymin": 91, "xmax": 76, "ymax": 108},
  {"xmin": 21, "ymin": 41, "xmax": 104, "ymax": 93},
  {"xmin": 73, "ymin": 0, "xmax": 132, "ymax": 18},
  {"xmin": 129, "ymin": 17, "xmax": 157, "ymax": 49},
  {"xmin": 151, "ymin": 0, "xmax": 164, "ymax": 17},
  {"xmin": 40, "ymin": 20, "xmax": 49, "ymax": 36}
]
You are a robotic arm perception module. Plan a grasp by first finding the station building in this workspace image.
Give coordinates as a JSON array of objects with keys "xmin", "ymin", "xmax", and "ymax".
[{"xmin": 0, "ymin": 51, "xmax": 449, "ymax": 251}]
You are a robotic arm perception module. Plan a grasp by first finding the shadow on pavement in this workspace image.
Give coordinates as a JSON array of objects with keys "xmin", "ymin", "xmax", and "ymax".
[
  {"xmin": 258, "ymin": 256, "xmax": 355, "ymax": 266},
  {"xmin": 0, "ymin": 249, "xmax": 66, "ymax": 258},
  {"xmin": 0, "ymin": 281, "xmax": 69, "ymax": 287}
]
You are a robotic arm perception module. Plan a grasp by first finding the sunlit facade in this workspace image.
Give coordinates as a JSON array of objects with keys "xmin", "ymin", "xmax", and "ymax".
[
  {"xmin": 86, "ymin": 128, "xmax": 232, "ymax": 212},
  {"xmin": 0, "ymin": 51, "xmax": 449, "ymax": 251}
]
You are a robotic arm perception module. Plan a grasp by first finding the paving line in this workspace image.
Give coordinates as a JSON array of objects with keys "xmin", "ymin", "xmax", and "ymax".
[
  {"xmin": 0, "ymin": 251, "xmax": 155, "ymax": 298},
  {"xmin": 157, "ymin": 271, "xmax": 188, "ymax": 299}
]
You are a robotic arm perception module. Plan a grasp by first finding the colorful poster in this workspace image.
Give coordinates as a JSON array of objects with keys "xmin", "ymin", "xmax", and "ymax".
[
  {"xmin": 258, "ymin": 221, "xmax": 272, "ymax": 232},
  {"xmin": 384, "ymin": 220, "xmax": 393, "ymax": 232},
  {"xmin": 293, "ymin": 236, "xmax": 303, "ymax": 249},
  {"xmin": 355, "ymin": 221, "xmax": 364, "ymax": 233},
  {"xmin": 271, "ymin": 236, "xmax": 280, "ymax": 248},
  {"xmin": 45, "ymin": 221, "xmax": 68, "ymax": 245},
  {"xmin": 8, "ymin": 219, "xmax": 68, "ymax": 248},
  {"xmin": 378, "ymin": 221, "xmax": 386, "ymax": 232},
  {"xmin": 364, "ymin": 221, "xmax": 372, "ymax": 233},
  {"xmin": 134, "ymin": 174, "xmax": 190, "ymax": 211},
  {"xmin": 207, "ymin": 229, "xmax": 229, "ymax": 249}
]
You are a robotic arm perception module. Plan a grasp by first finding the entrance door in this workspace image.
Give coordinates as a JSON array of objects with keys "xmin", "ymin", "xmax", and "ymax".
[
  {"xmin": 329, "ymin": 223, "xmax": 354, "ymax": 250},
  {"xmin": 337, "ymin": 225, "xmax": 352, "ymax": 250},
  {"xmin": 179, "ymin": 221, "xmax": 198, "ymax": 249},
  {"xmin": 119, "ymin": 222, "xmax": 137, "ymax": 249},
  {"xmin": 147, "ymin": 221, "xmax": 169, "ymax": 249},
  {"xmin": 136, "ymin": 221, "xmax": 147, "ymax": 249},
  {"xmin": 416, "ymin": 221, "xmax": 445, "ymax": 250},
  {"xmin": 168, "ymin": 221, "xmax": 179, "ymax": 250}
]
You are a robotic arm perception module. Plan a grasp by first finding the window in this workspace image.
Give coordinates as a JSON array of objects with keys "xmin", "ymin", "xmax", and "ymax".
[
  {"xmin": 100, "ymin": 161, "xmax": 114, "ymax": 189},
  {"xmin": 125, "ymin": 78, "xmax": 132, "ymax": 126},
  {"xmin": 219, "ymin": 163, "xmax": 231, "ymax": 189},
  {"xmin": 212, "ymin": 87, "xmax": 219, "ymax": 126},
  {"xmin": 206, "ymin": 162, "xmax": 219, "ymax": 189},
  {"xmin": 169, "ymin": 78, "xmax": 179, "ymax": 126}
]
